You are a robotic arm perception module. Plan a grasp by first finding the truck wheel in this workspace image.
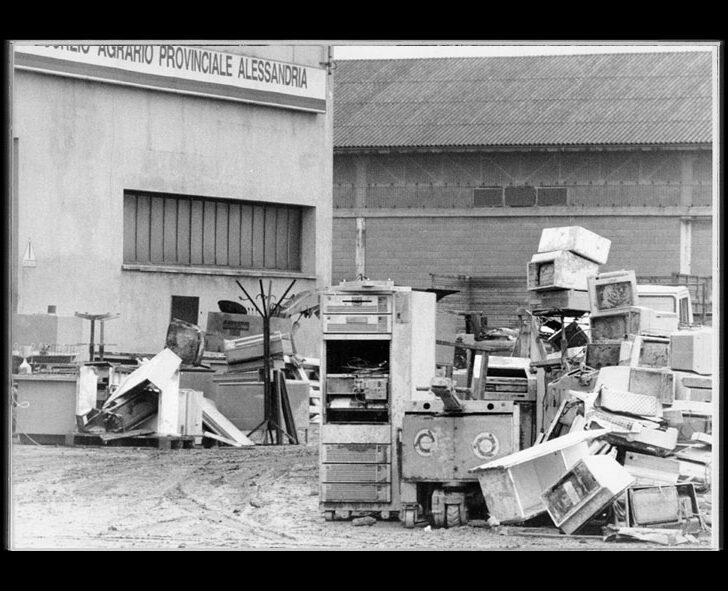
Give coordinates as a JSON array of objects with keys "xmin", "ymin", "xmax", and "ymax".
[
  {"xmin": 403, "ymin": 509, "xmax": 416, "ymax": 529},
  {"xmin": 446, "ymin": 504, "xmax": 462, "ymax": 528},
  {"xmin": 324, "ymin": 511, "xmax": 335, "ymax": 522},
  {"xmin": 380, "ymin": 511, "xmax": 391, "ymax": 521}
]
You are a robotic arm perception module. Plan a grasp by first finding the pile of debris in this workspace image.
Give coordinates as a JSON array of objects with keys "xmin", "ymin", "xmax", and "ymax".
[
  {"xmin": 78, "ymin": 341, "xmax": 254, "ymax": 448},
  {"xmin": 471, "ymin": 226, "xmax": 713, "ymax": 544}
]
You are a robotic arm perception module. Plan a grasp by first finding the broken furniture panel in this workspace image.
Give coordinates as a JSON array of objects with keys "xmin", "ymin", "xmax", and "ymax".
[
  {"xmin": 201, "ymin": 397, "xmax": 254, "ymax": 446},
  {"xmin": 540, "ymin": 455, "xmax": 634, "ymax": 535},
  {"xmin": 527, "ymin": 250, "xmax": 600, "ymax": 292},
  {"xmin": 469, "ymin": 429, "xmax": 607, "ymax": 524},
  {"xmin": 603, "ymin": 425, "xmax": 679, "ymax": 457},
  {"xmin": 88, "ymin": 380, "xmax": 160, "ymax": 433},
  {"xmin": 76, "ymin": 365, "xmax": 99, "ymax": 419},
  {"xmin": 178, "ymin": 389, "xmax": 204, "ymax": 437},
  {"xmin": 537, "ymin": 226, "xmax": 611, "ymax": 265}
]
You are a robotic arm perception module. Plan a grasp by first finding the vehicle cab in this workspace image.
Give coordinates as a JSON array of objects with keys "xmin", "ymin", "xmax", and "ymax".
[{"xmin": 636, "ymin": 284, "xmax": 693, "ymax": 325}]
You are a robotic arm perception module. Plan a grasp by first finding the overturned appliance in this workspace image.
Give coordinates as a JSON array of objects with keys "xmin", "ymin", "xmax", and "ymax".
[
  {"xmin": 399, "ymin": 376, "xmax": 521, "ymax": 528},
  {"xmin": 83, "ymin": 348, "xmax": 182, "ymax": 434}
]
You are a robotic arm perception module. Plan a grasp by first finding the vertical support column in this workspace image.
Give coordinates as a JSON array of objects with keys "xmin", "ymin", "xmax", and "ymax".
[
  {"xmin": 355, "ymin": 217, "xmax": 366, "ymax": 278},
  {"xmin": 354, "ymin": 155, "xmax": 368, "ymax": 279},
  {"xmin": 679, "ymin": 153, "xmax": 697, "ymax": 276},
  {"xmin": 680, "ymin": 217, "xmax": 692, "ymax": 276}
]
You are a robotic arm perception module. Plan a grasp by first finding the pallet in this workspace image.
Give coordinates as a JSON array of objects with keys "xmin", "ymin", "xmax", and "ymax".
[{"xmin": 17, "ymin": 432, "xmax": 197, "ymax": 450}]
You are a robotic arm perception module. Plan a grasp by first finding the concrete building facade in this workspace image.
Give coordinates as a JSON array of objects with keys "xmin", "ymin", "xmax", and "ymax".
[
  {"xmin": 11, "ymin": 43, "xmax": 334, "ymax": 356},
  {"xmin": 332, "ymin": 52, "xmax": 715, "ymax": 326}
]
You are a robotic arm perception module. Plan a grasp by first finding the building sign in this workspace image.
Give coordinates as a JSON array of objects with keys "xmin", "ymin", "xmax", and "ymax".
[{"xmin": 14, "ymin": 43, "xmax": 327, "ymax": 113}]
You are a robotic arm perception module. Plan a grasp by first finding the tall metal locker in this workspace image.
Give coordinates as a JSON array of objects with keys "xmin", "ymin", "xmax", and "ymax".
[{"xmin": 318, "ymin": 280, "xmax": 436, "ymax": 521}]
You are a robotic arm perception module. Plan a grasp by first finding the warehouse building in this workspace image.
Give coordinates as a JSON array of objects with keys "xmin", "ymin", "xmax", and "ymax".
[
  {"xmin": 332, "ymin": 51, "xmax": 715, "ymax": 326},
  {"xmin": 10, "ymin": 43, "xmax": 333, "ymax": 356}
]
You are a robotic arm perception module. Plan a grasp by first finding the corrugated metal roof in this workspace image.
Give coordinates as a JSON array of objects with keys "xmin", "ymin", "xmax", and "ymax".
[{"xmin": 334, "ymin": 52, "xmax": 712, "ymax": 149}]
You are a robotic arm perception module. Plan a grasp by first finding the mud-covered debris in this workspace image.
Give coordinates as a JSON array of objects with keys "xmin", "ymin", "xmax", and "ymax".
[
  {"xmin": 467, "ymin": 519, "xmax": 489, "ymax": 528},
  {"xmin": 352, "ymin": 516, "xmax": 376, "ymax": 527},
  {"xmin": 486, "ymin": 516, "xmax": 500, "ymax": 528},
  {"xmin": 108, "ymin": 525, "xmax": 118, "ymax": 531}
]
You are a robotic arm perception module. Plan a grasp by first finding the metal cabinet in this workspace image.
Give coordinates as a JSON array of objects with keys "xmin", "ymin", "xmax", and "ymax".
[{"xmin": 319, "ymin": 281, "xmax": 435, "ymax": 520}]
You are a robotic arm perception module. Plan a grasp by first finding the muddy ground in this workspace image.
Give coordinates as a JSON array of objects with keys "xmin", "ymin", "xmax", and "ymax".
[{"xmin": 10, "ymin": 439, "xmax": 715, "ymax": 551}]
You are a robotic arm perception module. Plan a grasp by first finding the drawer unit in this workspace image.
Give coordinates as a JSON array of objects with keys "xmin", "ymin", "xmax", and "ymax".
[
  {"xmin": 323, "ymin": 463, "xmax": 390, "ymax": 483},
  {"xmin": 322, "ymin": 443, "xmax": 391, "ymax": 463},
  {"xmin": 322, "ymin": 294, "xmax": 392, "ymax": 315},
  {"xmin": 326, "ymin": 374, "xmax": 389, "ymax": 400},
  {"xmin": 323, "ymin": 314, "xmax": 392, "ymax": 334},
  {"xmin": 321, "ymin": 483, "xmax": 391, "ymax": 503}
]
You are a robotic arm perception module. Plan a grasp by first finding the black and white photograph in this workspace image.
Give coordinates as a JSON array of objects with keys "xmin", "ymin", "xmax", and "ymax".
[{"xmin": 6, "ymin": 39, "xmax": 721, "ymax": 550}]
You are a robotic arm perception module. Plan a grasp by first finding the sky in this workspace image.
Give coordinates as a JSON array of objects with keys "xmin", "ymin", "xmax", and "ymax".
[{"xmin": 333, "ymin": 42, "xmax": 716, "ymax": 60}]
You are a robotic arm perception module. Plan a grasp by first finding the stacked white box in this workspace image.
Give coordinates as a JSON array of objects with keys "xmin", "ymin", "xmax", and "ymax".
[
  {"xmin": 537, "ymin": 226, "xmax": 611, "ymax": 265},
  {"xmin": 670, "ymin": 329, "xmax": 713, "ymax": 375},
  {"xmin": 527, "ymin": 250, "xmax": 599, "ymax": 292}
]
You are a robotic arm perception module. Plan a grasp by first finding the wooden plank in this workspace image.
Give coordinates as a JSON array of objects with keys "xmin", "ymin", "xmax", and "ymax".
[
  {"xmin": 201, "ymin": 398, "xmax": 255, "ymax": 446},
  {"xmin": 99, "ymin": 429, "xmax": 155, "ymax": 442},
  {"xmin": 436, "ymin": 339, "xmax": 503, "ymax": 352},
  {"xmin": 203, "ymin": 431, "xmax": 244, "ymax": 448}
]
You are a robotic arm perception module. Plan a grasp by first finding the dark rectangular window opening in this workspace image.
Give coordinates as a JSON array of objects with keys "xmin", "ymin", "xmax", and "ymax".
[
  {"xmin": 171, "ymin": 295, "xmax": 200, "ymax": 326},
  {"xmin": 537, "ymin": 186, "xmax": 568, "ymax": 206},
  {"xmin": 505, "ymin": 186, "xmax": 537, "ymax": 207},
  {"xmin": 473, "ymin": 187, "xmax": 504, "ymax": 207},
  {"xmin": 124, "ymin": 190, "xmax": 303, "ymax": 272}
]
